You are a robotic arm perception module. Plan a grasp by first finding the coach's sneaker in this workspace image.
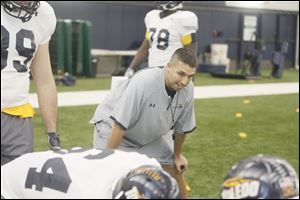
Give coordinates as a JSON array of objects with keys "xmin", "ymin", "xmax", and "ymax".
[{"xmin": 47, "ymin": 132, "xmax": 61, "ymax": 151}]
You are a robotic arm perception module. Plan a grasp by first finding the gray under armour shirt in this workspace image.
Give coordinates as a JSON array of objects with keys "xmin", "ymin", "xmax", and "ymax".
[{"xmin": 90, "ymin": 67, "xmax": 196, "ymax": 146}]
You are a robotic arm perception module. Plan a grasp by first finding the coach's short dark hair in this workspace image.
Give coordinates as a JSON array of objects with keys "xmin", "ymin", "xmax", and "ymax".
[{"xmin": 171, "ymin": 48, "xmax": 196, "ymax": 68}]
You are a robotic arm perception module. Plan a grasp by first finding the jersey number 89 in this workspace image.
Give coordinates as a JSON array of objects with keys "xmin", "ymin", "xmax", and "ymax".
[{"xmin": 1, "ymin": 25, "xmax": 36, "ymax": 72}]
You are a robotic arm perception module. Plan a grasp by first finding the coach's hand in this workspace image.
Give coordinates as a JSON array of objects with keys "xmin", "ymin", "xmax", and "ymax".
[
  {"xmin": 174, "ymin": 154, "xmax": 188, "ymax": 174},
  {"xmin": 47, "ymin": 132, "xmax": 61, "ymax": 151}
]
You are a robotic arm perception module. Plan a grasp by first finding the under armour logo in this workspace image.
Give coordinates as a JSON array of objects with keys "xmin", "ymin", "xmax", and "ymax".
[{"xmin": 149, "ymin": 103, "xmax": 156, "ymax": 108}]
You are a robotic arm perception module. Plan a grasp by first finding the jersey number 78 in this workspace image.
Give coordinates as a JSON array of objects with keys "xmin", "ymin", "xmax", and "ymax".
[{"xmin": 149, "ymin": 28, "xmax": 170, "ymax": 50}]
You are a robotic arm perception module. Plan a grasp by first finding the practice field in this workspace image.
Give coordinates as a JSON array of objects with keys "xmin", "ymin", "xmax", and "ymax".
[
  {"xmin": 33, "ymin": 93, "xmax": 299, "ymax": 198},
  {"xmin": 30, "ymin": 68, "xmax": 299, "ymax": 92}
]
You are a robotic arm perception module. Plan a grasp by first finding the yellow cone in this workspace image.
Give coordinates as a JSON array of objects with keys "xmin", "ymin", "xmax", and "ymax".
[
  {"xmin": 235, "ymin": 112, "xmax": 243, "ymax": 118},
  {"xmin": 239, "ymin": 132, "xmax": 247, "ymax": 140},
  {"xmin": 186, "ymin": 183, "xmax": 191, "ymax": 192},
  {"xmin": 243, "ymin": 99, "xmax": 250, "ymax": 104}
]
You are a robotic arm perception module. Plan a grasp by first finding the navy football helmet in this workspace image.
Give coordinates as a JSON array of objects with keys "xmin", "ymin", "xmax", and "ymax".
[
  {"xmin": 1, "ymin": 1, "xmax": 40, "ymax": 22},
  {"xmin": 112, "ymin": 165, "xmax": 180, "ymax": 199},
  {"xmin": 156, "ymin": 1, "xmax": 183, "ymax": 11},
  {"xmin": 221, "ymin": 155, "xmax": 299, "ymax": 199}
]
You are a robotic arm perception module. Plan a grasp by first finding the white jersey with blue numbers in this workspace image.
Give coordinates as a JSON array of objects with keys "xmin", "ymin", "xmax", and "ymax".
[
  {"xmin": 1, "ymin": 148, "xmax": 161, "ymax": 199},
  {"xmin": 145, "ymin": 10, "xmax": 198, "ymax": 68},
  {"xmin": 1, "ymin": 1, "xmax": 56, "ymax": 109}
]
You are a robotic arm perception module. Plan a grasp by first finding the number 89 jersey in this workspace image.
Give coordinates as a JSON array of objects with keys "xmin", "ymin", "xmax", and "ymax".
[
  {"xmin": 1, "ymin": 148, "xmax": 161, "ymax": 199},
  {"xmin": 145, "ymin": 10, "xmax": 198, "ymax": 68},
  {"xmin": 1, "ymin": 2, "xmax": 56, "ymax": 109}
]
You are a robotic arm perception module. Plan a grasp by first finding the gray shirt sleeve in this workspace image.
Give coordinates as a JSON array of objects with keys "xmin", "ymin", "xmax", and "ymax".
[{"xmin": 110, "ymin": 78, "xmax": 143, "ymax": 129}]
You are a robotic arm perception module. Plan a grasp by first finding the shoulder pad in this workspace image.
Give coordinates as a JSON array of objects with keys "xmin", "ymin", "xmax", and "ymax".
[
  {"xmin": 145, "ymin": 10, "xmax": 160, "ymax": 26},
  {"xmin": 174, "ymin": 11, "xmax": 198, "ymax": 30}
]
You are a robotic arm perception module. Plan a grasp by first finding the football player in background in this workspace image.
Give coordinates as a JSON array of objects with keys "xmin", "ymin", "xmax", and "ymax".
[
  {"xmin": 124, "ymin": 1, "xmax": 198, "ymax": 76},
  {"xmin": 221, "ymin": 155, "xmax": 299, "ymax": 199},
  {"xmin": 1, "ymin": 1, "xmax": 61, "ymax": 166},
  {"xmin": 1, "ymin": 148, "xmax": 180, "ymax": 199}
]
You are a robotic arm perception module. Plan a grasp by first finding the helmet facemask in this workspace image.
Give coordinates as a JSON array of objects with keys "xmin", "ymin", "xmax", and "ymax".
[
  {"xmin": 1, "ymin": 1, "xmax": 40, "ymax": 22},
  {"xmin": 156, "ymin": 1, "xmax": 183, "ymax": 11}
]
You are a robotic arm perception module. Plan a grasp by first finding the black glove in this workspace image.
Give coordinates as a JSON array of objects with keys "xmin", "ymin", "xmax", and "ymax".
[{"xmin": 47, "ymin": 132, "xmax": 61, "ymax": 151}]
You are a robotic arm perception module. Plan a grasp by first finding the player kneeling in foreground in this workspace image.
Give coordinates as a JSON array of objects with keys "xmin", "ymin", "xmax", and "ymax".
[
  {"xmin": 221, "ymin": 155, "xmax": 299, "ymax": 199},
  {"xmin": 1, "ymin": 148, "xmax": 179, "ymax": 199}
]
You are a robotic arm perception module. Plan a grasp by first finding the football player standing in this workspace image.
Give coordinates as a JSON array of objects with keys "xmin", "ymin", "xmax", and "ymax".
[
  {"xmin": 125, "ymin": 1, "xmax": 198, "ymax": 76},
  {"xmin": 1, "ymin": 1, "xmax": 61, "ymax": 166}
]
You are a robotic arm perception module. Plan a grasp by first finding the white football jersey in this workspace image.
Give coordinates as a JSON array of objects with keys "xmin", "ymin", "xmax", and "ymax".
[
  {"xmin": 1, "ymin": 1, "xmax": 56, "ymax": 109},
  {"xmin": 1, "ymin": 148, "xmax": 161, "ymax": 199},
  {"xmin": 145, "ymin": 10, "xmax": 198, "ymax": 67}
]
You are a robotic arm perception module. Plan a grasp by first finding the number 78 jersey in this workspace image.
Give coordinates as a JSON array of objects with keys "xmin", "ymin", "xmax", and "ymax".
[
  {"xmin": 145, "ymin": 10, "xmax": 198, "ymax": 68},
  {"xmin": 1, "ymin": 148, "xmax": 160, "ymax": 199}
]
